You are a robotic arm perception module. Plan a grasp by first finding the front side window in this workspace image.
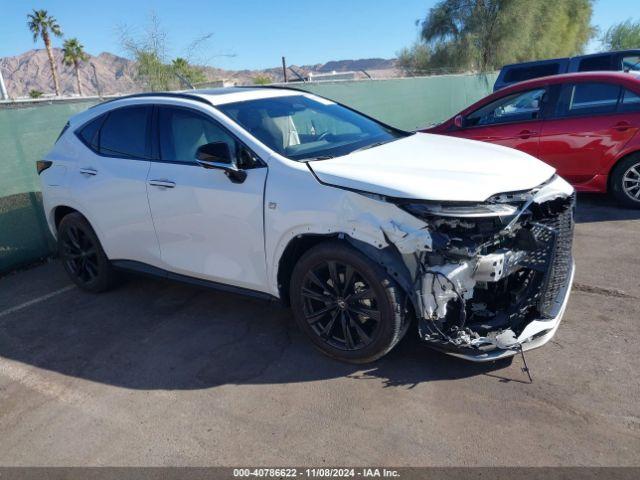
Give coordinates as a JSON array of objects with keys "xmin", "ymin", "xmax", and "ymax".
[
  {"xmin": 465, "ymin": 88, "xmax": 546, "ymax": 127},
  {"xmin": 218, "ymin": 95, "xmax": 407, "ymax": 161},
  {"xmin": 158, "ymin": 107, "xmax": 237, "ymax": 164},
  {"xmin": 99, "ymin": 106, "xmax": 151, "ymax": 159},
  {"xmin": 556, "ymin": 82, "xmax": 621, "ymax": 116}
]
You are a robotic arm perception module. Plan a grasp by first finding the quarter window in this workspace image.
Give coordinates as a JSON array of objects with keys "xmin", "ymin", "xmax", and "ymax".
[
  {"xmin": 503, "ymin": 64, "xmax": 560, "ymax": 83},
  {"xmin": 77, "ymin": 114, "xmax": 105, "ymax": 151},
  {"xmin": 465, "ymin": 88, "xmax": 546, "ymax": 127},
  {"xmin": 158, "ymin": 107, "xmax": 237, "ymax": 164},
  {"xmin": 577, "ymin": 55, "xmax": 612, "ymax": 72},
  {"xmin": 622, "ymin": 55, "xmax": 640, "ymax": 71},
  {"xmin": 556, "ymin": 83, "xmax": 621, "ymax": 116},
  {"xmin": 620, "ymin": 89, "xmax": 640, "ymax": 112},
  {"xmin": 99, "ymin": 106, "xmax": 151, "ymax": 159}
]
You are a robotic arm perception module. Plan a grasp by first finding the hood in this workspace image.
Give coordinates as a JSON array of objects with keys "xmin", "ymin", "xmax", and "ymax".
[{"xmin": 308, "ymin": 133, "xmax": 555, "ymax": 202}]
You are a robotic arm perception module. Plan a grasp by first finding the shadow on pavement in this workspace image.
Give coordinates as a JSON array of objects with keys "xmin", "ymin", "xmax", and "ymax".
[
  {"xmin": 11, "ymin": 191, "xmax": 631, "ymax": 390},
  {"xmin": 575, "ymin": 193, "xmax": 640, "ymax": 223},
  {"xmin": 0, "ymin": 272, "xmax": 513, "ymax": 390}
]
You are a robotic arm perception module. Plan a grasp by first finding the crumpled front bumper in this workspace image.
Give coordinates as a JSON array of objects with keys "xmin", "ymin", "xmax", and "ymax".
[{"xmin": 443, "ymin": 261, "xmax": 575, "ymax": 363}]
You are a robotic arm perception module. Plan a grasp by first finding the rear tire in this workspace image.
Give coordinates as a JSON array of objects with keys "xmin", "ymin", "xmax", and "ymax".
[
  {"xmin": 611, "ymin": 154, "xmax": 640, "ymax": 209},
  {"xmin": 289, "ymin": 240, "xmax": 408, "ymax": 364},
  {"xmin": 58, "ymin": 213, "xmax": 117, "ymax": 293}
]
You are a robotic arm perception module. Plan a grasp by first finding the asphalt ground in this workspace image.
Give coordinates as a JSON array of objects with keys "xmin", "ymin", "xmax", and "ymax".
[{"xmin": 0, "ymin": 193, "xmax": 638, "ymax": 466}]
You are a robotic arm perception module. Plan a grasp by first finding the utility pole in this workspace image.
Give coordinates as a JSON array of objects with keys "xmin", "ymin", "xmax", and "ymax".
[
  {"xmin": 281, "ymin": 56, "xmax": 288, "ymax": 83},
  {"xmin": 0, "ymin": 65, "xmax": 8, "ymax": 100}
]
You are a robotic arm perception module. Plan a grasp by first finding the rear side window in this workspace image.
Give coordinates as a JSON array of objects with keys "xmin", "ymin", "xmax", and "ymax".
[
  {"xmin": 99, "ymin": 106, "xmax": 151, "ymax": 159},
  {"xmin": 504, "ymin": 63, "xmax": 560, "ymax": 83},
  {"xmin": 620, "ymin": 89, "xmax": 640, "ymax": 112},
  {"xmin": 555, "ymin": 82, "xmax": 621, "ymax": 116},
  {"xmin": 578, "ymin": 55, "xmax": 613, "ymax": 72}
]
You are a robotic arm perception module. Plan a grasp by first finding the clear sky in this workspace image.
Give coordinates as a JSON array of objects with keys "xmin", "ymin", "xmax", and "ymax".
[{"xmin": 0, "ymin": 0, "xmax": 637, "ymax": 70}]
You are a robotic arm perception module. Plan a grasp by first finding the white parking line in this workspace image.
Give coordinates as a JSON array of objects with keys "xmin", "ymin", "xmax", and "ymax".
[{"xmin": 0, "ymin": 285, "xmax": 75, "ymax": 319}]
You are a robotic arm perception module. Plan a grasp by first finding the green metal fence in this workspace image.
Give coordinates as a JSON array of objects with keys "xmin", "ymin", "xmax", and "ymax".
[
  {"xmin": 295, "ymin": 73, "xmax": 497, "ymax": 131},
  {"xmin": 0, "ymin": 74, "xmax": 496, "ymax": 274},
  {"xmin": 0, "ymin": 100, "xmax": 98, "ymax": 273}
]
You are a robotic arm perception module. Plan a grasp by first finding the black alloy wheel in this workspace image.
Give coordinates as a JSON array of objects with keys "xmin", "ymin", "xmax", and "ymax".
[
  {"xmin": 61, "ymin": 224, "xmax": 99, "ymax": 284},
  {"xmin": 300, "ymin": 260, "xmax": 381, "ymax": 351},
  {"xmin": 290, "ymin": 241, "xmax": 408, "ymax": 363},
  {"xmin": 58, "ymin": 212, "xmax": 117, "ymax": 292}
]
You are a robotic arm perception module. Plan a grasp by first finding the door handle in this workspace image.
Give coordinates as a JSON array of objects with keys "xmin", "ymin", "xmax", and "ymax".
[
  {"xmin": 614, "ymin": 121, "xmax": 631, "ymax": 132},
  {"xmin": 79, "ymin": 167, "xmax": 97, "ymax": 176},
  {"xmin": 148, "ymin": 179, "xmax": 176, "ymax": 188},
  {"xmin": 518, "ymin": 130, "xmax": 538, "ymax": 139}
]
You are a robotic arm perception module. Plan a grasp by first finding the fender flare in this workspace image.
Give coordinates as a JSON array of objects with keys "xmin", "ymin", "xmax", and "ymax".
[
  {"xmin": 272, "ymin": 230, "xmax": 418, "ymax": 312},
  {"xmin": 49, "ymin": 201, "xmax": 107, "ymax": 246}
]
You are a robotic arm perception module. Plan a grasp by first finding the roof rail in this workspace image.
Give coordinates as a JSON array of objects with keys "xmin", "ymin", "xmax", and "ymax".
[
  {"xmin": 232, "ymin": 84, "xmax": 316, "ymax": 94},
  {"xmin": 90, "ymin": 91, "xmax": 214, "ymax": 109}
]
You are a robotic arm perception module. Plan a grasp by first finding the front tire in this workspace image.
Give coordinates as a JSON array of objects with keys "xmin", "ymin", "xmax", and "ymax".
[
  {"xmin": 58, "ymin": 212, "xmax": 117, "ymax": 292},
  {"xmin": 290, "ymin": 241, "xmax": 408, "ymax": 364},
  {"xmin": 611, "ymin": 154, "xmax": 640, "ymax": 208}
]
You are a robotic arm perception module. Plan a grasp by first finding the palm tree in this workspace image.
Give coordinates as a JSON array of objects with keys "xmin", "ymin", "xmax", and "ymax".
[
  {"xmin": 62, "ymin": 38, "xmax": 88, "ymax": 96},
  {"xmin": 27, "ymin": 9, "xmax": 63, "ymax": 96}
]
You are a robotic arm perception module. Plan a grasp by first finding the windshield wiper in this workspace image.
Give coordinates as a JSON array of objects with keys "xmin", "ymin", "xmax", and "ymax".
[
  {"xmin": 305, "ymin": 155, "xmax": 335, "ymax": 162},
  {"xmin": 351, "ymin": 140, "xmax": 392, "ymax": 154}
]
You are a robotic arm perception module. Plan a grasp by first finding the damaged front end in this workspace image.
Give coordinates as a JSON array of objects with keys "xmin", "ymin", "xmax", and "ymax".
[{"xmin": 388, "ymin": 175, "xmax": 575, "ymax": 362}]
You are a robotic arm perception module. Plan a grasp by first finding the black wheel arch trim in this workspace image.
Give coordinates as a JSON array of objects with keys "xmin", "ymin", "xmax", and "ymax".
[
  {"xmin": 277, "ymin": 232, "xmax": 417, "ymax": 312},
  {"xmin": 343, "ymin": 236, "xmax": 417, "ymax": 310}
]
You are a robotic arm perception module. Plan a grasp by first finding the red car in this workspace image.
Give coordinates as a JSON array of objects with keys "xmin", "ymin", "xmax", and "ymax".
[{"xmin": 423, "ymin": 72, "xmax": 640, "ymax": 207}]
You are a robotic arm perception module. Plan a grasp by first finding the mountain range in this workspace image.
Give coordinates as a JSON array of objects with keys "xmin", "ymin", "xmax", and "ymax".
[{"xmin": 0, "ymin": 49, "xmax": 398, "ymax": 98}]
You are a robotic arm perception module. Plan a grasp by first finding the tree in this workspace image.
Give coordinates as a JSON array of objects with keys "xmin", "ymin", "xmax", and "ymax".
[
  {"xmin": 119, "ymin": 13, "xmax": 173, "ymax": 91},
  {"xmin": 398, "ymin": 0, "xmax": 596, "ymax": 74},
  {"xmin": 252, "ymin": 74, "xmax": 272, "ymax": 85},
  {"xmin": 29, "ymin": 89, "xmax": 43, "ymax": 99},
  {"xmin": 62, "ymin": 38, "xmax": 88, "ymax": 96},
  {"xmin": 172, "ymin": 57, "xmax": 206, "ymax": 87},
  {"xmin": 27, "ymin": 9, "xmax": 63, "ymax": 96},
  {"xmin": 119, "ymin": 13, "xmax": 213, "ymax": 91},
  {"xmin": 602, "ymin": 19, "xmax": 640, "ymax": 50}
]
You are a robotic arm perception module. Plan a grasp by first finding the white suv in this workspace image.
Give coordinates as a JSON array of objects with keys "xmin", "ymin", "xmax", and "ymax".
[{"xmin": 39, "ymin": 87, "xmax": 575, "ymax": 363}]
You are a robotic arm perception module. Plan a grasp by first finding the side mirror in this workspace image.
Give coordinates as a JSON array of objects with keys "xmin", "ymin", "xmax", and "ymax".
[
  {"xmin": 454, "ymin": 114, "xmax": 465, "ymax": 129},
  {"xmin": 195, "ymin": 142, "xmax": 246, "ymax": 183},
  {"xmin": 196, "ymin": 141, "xmax": 232, "ymax": 164}
]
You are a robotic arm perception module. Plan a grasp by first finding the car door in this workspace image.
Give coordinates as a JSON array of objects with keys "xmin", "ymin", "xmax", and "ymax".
[
  {"xmin": 146, "ymin": 104, "xmax": 268, "ymax": 292},
  {"xmin": 73, "ymin": 105, "xmax": 160, "ymax": 265},
  {"xmin": 537, "ymin": 82, "xmax": 640, "ymax": 185},
  {"xmin": 452, "ymin": 87, "xmax": 547, "ymax": 157}
]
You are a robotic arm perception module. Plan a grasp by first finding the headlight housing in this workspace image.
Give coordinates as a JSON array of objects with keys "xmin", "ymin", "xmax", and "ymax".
[{"xmin": 400, "ymin": 202, "xmax": 518, "ymax": 218}]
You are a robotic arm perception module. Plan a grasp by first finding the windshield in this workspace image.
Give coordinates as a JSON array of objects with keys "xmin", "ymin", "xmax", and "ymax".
[{"xmin": 218, "ymin": 94, "xmax": 408, "ymax": 161}]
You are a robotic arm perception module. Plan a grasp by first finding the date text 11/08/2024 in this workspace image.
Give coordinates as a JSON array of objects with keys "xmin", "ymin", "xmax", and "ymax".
[{"xmin": 232, "ymin": 468, "xmax": 401, "ymax": 478}]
